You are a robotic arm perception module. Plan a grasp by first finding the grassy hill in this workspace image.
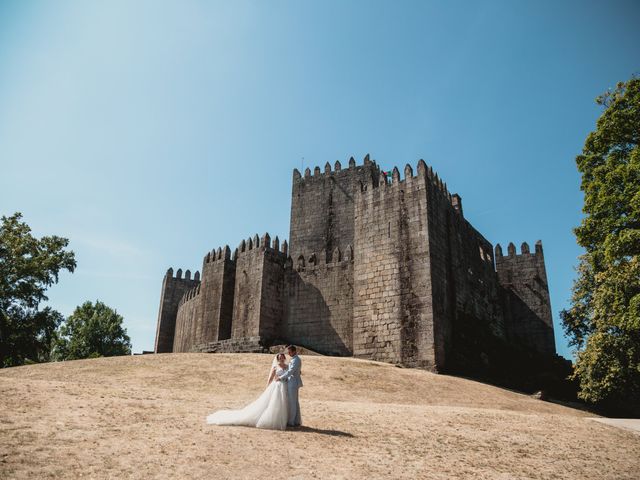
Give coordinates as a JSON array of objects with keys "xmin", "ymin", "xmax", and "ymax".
[{"xmin": 1, "ymin": 353, "xmax": 639, "ymax": 479}]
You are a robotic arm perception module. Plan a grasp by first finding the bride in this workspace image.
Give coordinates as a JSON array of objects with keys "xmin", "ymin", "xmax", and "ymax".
[{"xmin": 206, "ymin": 353, "xmax": 289, "ymax": 430}]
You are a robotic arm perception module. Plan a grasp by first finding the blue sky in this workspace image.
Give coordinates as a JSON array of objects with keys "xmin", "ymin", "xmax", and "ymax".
[{"xmin": 0, "ymin": 0, "xmax": 638, "ymax": 359}]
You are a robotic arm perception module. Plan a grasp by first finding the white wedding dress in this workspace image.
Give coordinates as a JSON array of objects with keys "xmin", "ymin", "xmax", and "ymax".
[{"xmin": 206, "ymin": 366, "xmax": 289, "ymax": 430}]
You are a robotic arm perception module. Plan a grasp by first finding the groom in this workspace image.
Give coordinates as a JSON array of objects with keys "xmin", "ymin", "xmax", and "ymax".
[{"xmin": 276, "ymin": 345, "xmax": 303, "ymax": 427}]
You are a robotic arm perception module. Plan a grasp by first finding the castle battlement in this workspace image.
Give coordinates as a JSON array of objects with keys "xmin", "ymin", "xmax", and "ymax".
[
  {"xmin": 204, "ymin": 245, "xmax": 232, "ymax": 264},
  {"xmin": 294, "ymin": 244, "xmax": 354, "ymax": 271},
  {"xmin": 232, "ymin": 232, "xmax": 288, "ymax": 260},
  {"xmin": 495, "ymin": 240, "xmax": 544, "ymax": 258},
  {"xmin": 362, "ymin": 159, "xmax": 464, "ymax": 216},
  {"xmin": 178, "ymin": 283, "xmax": 201, "ymax": 307},
  {"xmin": 294, "ymin": 154, "xmax": 379, "ymax": 184},
  {"xmin": 164, "ymin": 267, "xmax": 200, "ymax": 281},
  {"xmin": 155, "ymin": 153, "xmax": 556, "ymax": 374}
]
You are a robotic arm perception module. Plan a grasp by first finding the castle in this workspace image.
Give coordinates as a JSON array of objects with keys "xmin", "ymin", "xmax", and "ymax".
[{"xmin": 154, "ymin": 155, "xmax": 556, "ymax": 373}]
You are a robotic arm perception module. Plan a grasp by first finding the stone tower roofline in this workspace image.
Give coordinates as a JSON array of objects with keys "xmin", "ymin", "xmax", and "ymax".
[
  {"xmin": 354, "ymin": 157, "xmax": 465, "ymax": 217},
  {"xmin": 164, "ymin": 267, "xmax": 200, "ymax": 281},
  {"xmin": 293, "ymin": 153, "xmax": 377, "ymax": 181},
  {"xmin": 178, "ymin": 283, "xmax": 201, "ymax": 307},
  {"xmin": 292, "ymin": 154, "xmax": 464, "ymax": 215},
  {"xmin": 203, "ymin": 245, "xmax": 232, "ymax": 264},
  {"xmin": 162, "ymin": 267, "xmax": 203, "ymax": 308},
  {"xmin": 231, "ymin": 232, "xmax": 289, "ymax": 260},
  {"xmin": 294, "ymin": 244, "xmax": 354, "ymax": 271},
  {"xmin": 494, "ymin": 240, "xmax": 544, "ymax": 258}
]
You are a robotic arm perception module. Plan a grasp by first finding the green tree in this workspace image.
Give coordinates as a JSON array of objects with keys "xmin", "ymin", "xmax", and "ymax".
[
  {"xmin": 561, "ymin": 76, "xmax": 640, "ymax": 407},
  {"xmin": 53, "ymin": 300, "xmax": 131, "ymax": 360},
  {"xmin": 0, "ymin": 213, "xmax": 76, "ymax": 367}
]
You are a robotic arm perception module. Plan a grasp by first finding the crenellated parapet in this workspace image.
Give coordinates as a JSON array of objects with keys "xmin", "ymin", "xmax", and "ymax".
[
  {"xmin": 204, "ymin": 245, "xmax": 232, "ymax": 265},
  {"xmin": 293, "ymin": 154, "xmax": 377, "ymax": 184},
  {"xmin": 494, "ymin": 240, "xmax": 544, "ymax": 259},
  {"xmin": 360, "ymin": 158, "xmax": 463, "ymax": 216},
  {"xmin": 232, "ymin": 232, "xmax": 289, "ymax": 260},
  {"xmin": 164, "ymin": 267, "xmax": 200, "ymax": 282},
  {"xmin": 167, "ymin": 267, "xmax": 202, "ymax": 308},
  {"xmin": 293, "ymin": 245, "xmax": 354, "ymax": 271},
  {"xmin": 178, "ymin": 282, "xmax": 201, "ymax": 307}
]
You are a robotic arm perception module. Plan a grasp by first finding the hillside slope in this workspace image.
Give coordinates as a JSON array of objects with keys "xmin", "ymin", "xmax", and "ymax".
[{"xmin": 1, "ymin": 353, "xmax": 639, "ymax": 479}]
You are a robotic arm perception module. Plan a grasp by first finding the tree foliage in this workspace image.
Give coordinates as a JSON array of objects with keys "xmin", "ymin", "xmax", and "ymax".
[
  {"xmin": 0, "ymin": 213, "xmax": 76, "ymax": 367},
  {"xmin": 561, "ymin": 76, "xmax": 640, "ymax": 406},
  {"xmin": 53, "ymin": 300, "xmax": 131, "ymax": 360}
]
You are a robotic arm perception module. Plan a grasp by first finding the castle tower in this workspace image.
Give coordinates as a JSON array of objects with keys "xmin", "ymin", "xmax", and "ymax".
[
  {"xmin": 495, "ymin": 241, "xmax": 555, "ymax": 355},
  {"xmin": 352, "ymin": 160, "xmax": 505, "ymax": 371},
  {"xmin": 353, "ymin": 161, "xmax": 440, "ymax": 369},
  {"xmin": 198, "ymin": 246, "xmax": 236, "ymax": 344},
  {"xmin": 153, "ymin": 153, "xmax": 557, "ymax": 382},
  {"xmin": 285, "ymin": 155, "xmax": 379, "ymax": 355},
  {"xmin": 230, "ymin": 234, "xmax": 287, "ymax": 342},
  {"xmin": 154, "ymin": 268, "xmax": 200, "ymax": 353},
  {"xmin": 289, "ymin": 155, "xmax": 380, "ymax": 261}
]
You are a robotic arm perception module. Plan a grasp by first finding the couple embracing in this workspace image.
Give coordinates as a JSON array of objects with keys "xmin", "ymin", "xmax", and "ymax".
[{"xmin": 206, "ymin": 345, "xmax": 303, "ymax": 431}]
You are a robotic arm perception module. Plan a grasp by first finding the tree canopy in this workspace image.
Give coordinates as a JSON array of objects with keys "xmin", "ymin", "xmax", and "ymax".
[
  {"xmin": 0, "ymin": 212, "xmax": 76, "ymax": 367},
  {"xmin": 53, "ymin": 300, "xmax": 131, "ymax": 360},
  {"xmin": 561, "ymin": 76, "xmax": 640, "ymax": 407}
]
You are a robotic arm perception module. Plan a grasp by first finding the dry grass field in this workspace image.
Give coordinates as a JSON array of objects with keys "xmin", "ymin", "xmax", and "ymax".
[{"xmin": 1, "ymin": 353, "xmax": 639, "ymax": 479}]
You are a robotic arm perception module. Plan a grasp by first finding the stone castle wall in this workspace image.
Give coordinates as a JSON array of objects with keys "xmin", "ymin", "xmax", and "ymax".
[
  {"xmin": 423, "ymin": 169, "xmax": 506, "ymax": 371},
  {"xmin": 289, "ymin": 157, "xmax": 379, "ymax": 262},
  {"xmin": 154, "ymin": 155, "xmax": 557, "ymax": 373},
  {"xmin": 353, "ymin": 163, "xmax": 434, "ymax": 367},
  {"xmin": 285, "ymin": 252, "xmax": 354, "ymax": 356},
  {"xmin": 154, "ymin": 268, "xmax": 199, "ymax": 353},
  {"xmin": 199, "ymin": 246, "xmax": 235, "ymax": 344},
  {"xmin": 173, "ymin": 284, "xmax": 201, "ymax": 353},
  {"xmin": 496, "ymin": 241, "xmax": 555, "ymax": 355}
]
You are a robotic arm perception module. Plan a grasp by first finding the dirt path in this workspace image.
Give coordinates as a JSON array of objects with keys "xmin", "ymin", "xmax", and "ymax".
[{"xmin": 1, "ymin": 353, "xmax": 639, "ymax": 479}]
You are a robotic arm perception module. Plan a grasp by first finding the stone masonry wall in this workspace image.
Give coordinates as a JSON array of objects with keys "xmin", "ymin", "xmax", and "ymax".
[
  {"xmin": 154, "ymin": 268, "xmax": 199, "ymax": 353},
  {"xmin": 192, "ymin": 336, "xmax": 269, "ymax": 353},
  {"xmin": 258, "ymin": 241, "xmax": 287, "ymax": 340},
  {"xmin": 231, "ymin": 237, "xmax": 265, "ymax": 339},
  {"xmin": 284, "ymin": 251, "xmax": 354, "ymax": 356},
  {"xmin": 285, "ymin": 155, "xmax": 378, "ymax": 357},
  {"xmin": 353, "ymin": 163, "xmax": 434, "ymax": 368},
  {"xmin": 495, "ymin": 241, "xmax": 555, "ymax": 355},
  {"xmin": 231, "ymin": 233, "xmax": 287, "ymax": 340},
  {"xmin": 173, "ymin": 283, "xmax": 202, "ymax": 352},
  {"xmin": 289, "ymin": 155, "xmax": 380, "ymax": 262},
  {"xmin": 423, "ymin": 170, "xmax": 505, "ymax": 371},
  {"xmin": 199, "ymin": 246, "xmax": 235, "ymax": 344}
]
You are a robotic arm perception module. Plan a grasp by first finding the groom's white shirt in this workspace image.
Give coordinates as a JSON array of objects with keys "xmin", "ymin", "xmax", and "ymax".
[{"xmin": 278, "ymin": 355, "xmax": 303, "ymax": 388}]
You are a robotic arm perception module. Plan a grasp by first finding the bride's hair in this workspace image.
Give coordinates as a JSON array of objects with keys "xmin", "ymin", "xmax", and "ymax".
[{"xmin": 271, "ymin": 353, "xmax": 286, "ymax": 367}]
